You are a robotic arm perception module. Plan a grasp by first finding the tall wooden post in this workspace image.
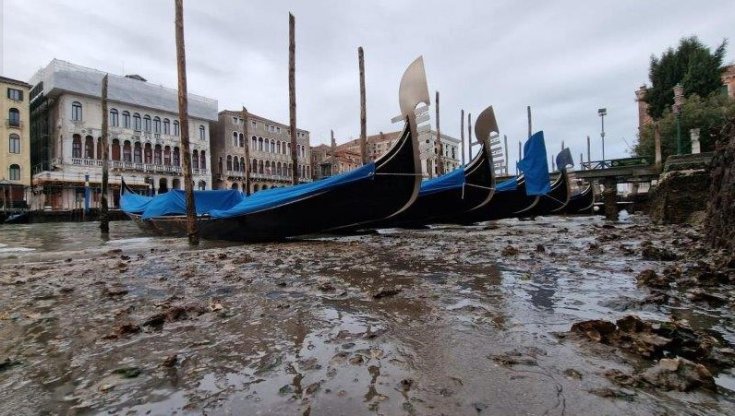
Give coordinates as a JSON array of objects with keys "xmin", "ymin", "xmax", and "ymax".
[
  {"xmin": 330, "ymin": 129, "xmax": 336, "ymax": 174},
  {"xmin": 527, "ymin": 105, "xmax": 532, "ymax": 138},
  {"xmin": 586, "ymin": 135, "xmax": 591, "ymax": 163},
  {"xmin": 517, "ymin": 140, "xmax": 522, "ymax": 175},
  {"xmin": 435, "ymin": 91, "xmax": 443, "ymax": 175},
  {"xmin": 503, "ymin": 134, "xmax": 509, "ymax": 175},
  {"xmin": 289, "ymin": 13, "xmax": 298, "ymax": 185},
  {"xmin": 467, "ymin": 112, "xmax": 472, "ymax": 160},
  {"xmin": 100, "ymin": 74, "xmax": 110, "ymax": 235},
  {"xmin": 358, "ymin": 47, "xmax": 367, "ymax": 165},
  {"xmin": 460, "ymin": 109, "xmax": 465, "ymax": 165},
  {"xmin": 242, "ymin": 106, "xmax": 251, "ymax": 196},
  {"xmin": 175, "ymin": 0, "xmax": 199, "ymax": 245},
  {"xmin": 654, "ymin": 122, "xmax": 662, "ymax": 172}
]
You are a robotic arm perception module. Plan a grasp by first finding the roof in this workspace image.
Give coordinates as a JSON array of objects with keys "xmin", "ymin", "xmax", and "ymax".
[
  {"xmin": 29, "ymin": 59, "xmax": 218, "ymax": 121},
  {"xmin": 0, "ymin": 76, "xmax": 31, "ymax": 89},
  {"xmin": 219, "ymin": 109, "xmax": 309, "ymax": 134}
]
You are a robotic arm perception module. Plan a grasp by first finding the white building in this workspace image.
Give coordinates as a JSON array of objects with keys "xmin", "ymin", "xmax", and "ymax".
[{"xmin": 29, "ymin": 60, "xmax": 217, "ymax": 210}]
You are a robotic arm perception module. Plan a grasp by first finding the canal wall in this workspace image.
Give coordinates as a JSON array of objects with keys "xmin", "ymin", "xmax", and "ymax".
[
  {"xmin": 648, "ymin": 153, "xmax": 713, "ymax": 224},
  {"xmin": 705, "ymin": 118, "xmax": 735, "ymax": 261}
]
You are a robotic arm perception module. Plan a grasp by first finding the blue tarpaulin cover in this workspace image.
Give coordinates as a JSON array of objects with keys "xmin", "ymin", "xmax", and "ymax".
[
  {"xmin": 139, "ymin": 189, "xmax": 245, "ymax": 219},
  {"xmin": 516, "ymin": 131, "xmax": 551, "ymax": 196},
  {"xmin": 418, "ymin": 167, "xmax": 465, "ymax": 196},
  {"xmin": 120, "ymin": 188, "xmax": 155, "ymax": 214},
  {"xmin": 496, "ymin": 177, "xmax": 518, "ymax": 192},
  {"xmin": 209, "ymin": 162, "xmax": 376, "ymax": 219},
  {"xmin": 556, "ymin": 147, "xmax": 574, "ymax": 170}
]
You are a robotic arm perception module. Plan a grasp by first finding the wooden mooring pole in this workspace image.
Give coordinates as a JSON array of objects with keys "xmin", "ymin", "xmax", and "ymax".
[
  {"xmin": 175, "ymin": 0, "xmax": 199, "ymax": 245},
  {"xmin": 289, "ymin": 13, "xmax": 298, "ymax": 185},
  {"xmin": 100, "ymin": 74, "xmax": 109, "ymax": 235},
  {"xmin": 358, "ymin": 47, "xmax": 367, "ymax": 165}
]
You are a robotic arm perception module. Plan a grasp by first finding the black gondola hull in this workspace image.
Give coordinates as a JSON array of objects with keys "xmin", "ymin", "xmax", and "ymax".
[{"xmin": 564, "ymin": 184, "xmax": 594, "ymax": 214}]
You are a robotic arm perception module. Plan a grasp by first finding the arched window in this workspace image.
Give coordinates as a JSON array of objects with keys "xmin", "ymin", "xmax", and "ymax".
[
  {"xmin": 277, "ymin": 141, "xmax": 281, "ymax": 154},
  {"xmin": 231, "ymin": 183, "xmax": 239, "ymax": 190},
  {"xmin": 143, "ymin": 115, "xmax": 152, "ymax": 132},
  {"xmin": 259, "ymin": 160, "xmax": 264, "ymax": 174},
  {"xmin": 84, "ymin": 135, "xmax": 94, "ymax": 159},
  {"xmin": 232, "ymin": 132, "xmax": 238, "ymax": 147},
  {"xmin": 173, "ymin": 120, "xmax": 180, "ymax": 136},
  {"xmin": 122, "ymin": 111, "xmax": 131, "ymax": 128},
  {"xmin": 233, "ymin": 156, "xmax": 239, "ymax": 172},
  {"xmin": 252, "ymin": 158, "xmax": 257, "ymax": 173},
  {"xmin": 158, "ymin": 178, "xmax": 169, "ymax": 194},
  {"xmin": 258, "ymin": 137, "xmax": 263, "ymax": 151},
  {"xmin": 240, "ymin": 157, "xmax": 245, "ymax": 172},
  {"xmin": 153, "ymin": 116, "xmax": 161, "ymax": 133},
  {"xmin": 9, "ymin": 164, "xmax": 20, "ymax": 181},
  {"xmin": 239, "ymin": 133, "xmax": 244, "ymax": 148},
  {"xmin": 71, "ymin": 102, "xmax": 82, "ymax": 121},
  {"xmin": 153, "ymin": 144, "xmax": 162, "ymax": 164},
  {"xmin": 276, "ymin": 162, "xmax": 282, "ymax": 176},
  {"xmin": 144, "ymin": 143, "xmax": 152, "ymax": 164},
  {"xmin": 265, "ymin": 160, "xmax": 270, "ymax": 174},
  {"xmin": 253, "ymin": 184, "xmax": 260, "ymax": 193},
  {"xmin": 270, "ymin": 140, "xmax": 275, "ymax": 153},
  {"xmin": 163, "ymin": 146, "xmax": 171, "ymax": 166},
  {"xmin": 134, "ymin": 142, "xmax": 142, "ymax": 163},
  {"xmin": 192, "ymin": 150, "xmax": 199, "ymax": 169},
  {"xmin": 173, "ymin": 147, "xmax": 180, "ymax": 166},
  {"xmin": 163, "ymin": 118, "xmax": 171, "ymax": 135},
  {"xmin": 251, "ymin": 136, "xmax": 257, "ymax": 149},
  {"xmin": 199, "ymin": 125, "xmax": 205, "ymax": 140},
  {"xmin": 96, "ymin": 137, "xmax": 103, "ymax": 159},
  {"xmin": 200, "ymin": 151, "xmax": 206, "ymax": 169},
  {"xmin": 8, "ymin": 134, "xmax": 20, "ymax": 153},
  {"xmin": 112, "ymin": 139, "xmax": 121, "ymax": 161},
  {"xmin": 226, "ymin": 155, "xmax": 233, "ymax": 171},
  {"xmin": 72, "ymin": 134, "xmax": 82, "ymax": 158},
  {"xmin": 133, "ymin": 113, "xmax": 142, "ymax": 130},
  {"xmin": 123, "ymin": 141, "xmax": 132, "ymax": 162},
  {"xmin": 198, "ymin": 180, "xmax": 206, "ymax": 190},
  {"xmin": 110, "ymin": 109, "xmax": 119, "ymax": 127},
  {"xmin": 172, "ymin": 178, "xmax": 181, "ymax": 190}
]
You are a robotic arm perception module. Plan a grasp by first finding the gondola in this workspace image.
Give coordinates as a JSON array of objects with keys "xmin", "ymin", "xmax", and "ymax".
[
  {"xmin": 365, "ymin": 105, "xmax": 498, "ymax": 229},
  {"xmin": 563, "ymin": 183, "xmax": 594, "ymax": 214},
  {"xmin": 121, "ymin": 56, "xmax": 430, "ymax": 242},
  {"xmin": 519, "ymin": 167, "xmax": 570, "ymax": 217}
]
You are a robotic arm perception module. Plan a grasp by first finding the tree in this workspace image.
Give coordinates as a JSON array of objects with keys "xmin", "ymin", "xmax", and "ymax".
[
  {"xmin": 645, "ymin": 36, "xmax": 727, "ymax": 119},
  {"xmin": 634, "ymin": 93, "xmax": 735, "ymax": 160}
]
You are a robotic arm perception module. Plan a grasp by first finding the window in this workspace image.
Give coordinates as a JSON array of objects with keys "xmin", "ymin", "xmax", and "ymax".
[
  {"xmin": 133, "ymin": 113, "xmax": 141, "ymax": 130},
  {"xmin": 84, "ymin": 136, "xmax": 94, "ymax": 159},
  {"xmin": 9, "ymin": 164, "xmax": 20, "ymax": 181},
  {"xmin": 7, "ymin": 88, "xmax": 23, "ymax": 101},
  {"xmin": 123, "ymin": 141, "xmax": 132, "ymax": 162},
  {"xmin": 199, "ymin": 125, "xmax": 205, "ymax": 140},
  {"xmin": 163, "ymin": 119, "xmax": 170, "ymax": 135},
  {"xmin": 72, "ymin": 135, "xmax": 82, "ymax": 158},
  {"xmin": 251, "ymin": 120, "xmax": 256, "ymax": 128},
  {"xmin": 163, "ymin": 146, "xmax": 171, "ymax": 165},
  {"xmin": 173, "ymin": 147, "xmax": 180, "ymax": 166},
  {"xmin": 144, "ymin": 115, "xmax": 151, "ymax": 132},
  {"xmin": 153, "ymin": 117, "xmax": 161, "ymax": 133},
  {"xmin": 71, "ymin": 101, "xmax": 82, "ymax": 121},
  {"xmin": 200, "ymin": 151, "xmax": 206, "ymax": 169},
  {"xmin": 8, "ymin": 108, "xmax": 20, "ymax": 127},
  {"xmin": 232, "ymin": 132, "xmax": 238, "ymax": 147},
  {"xmin": 173, "ymin": 120, "xmax": 180, "ymax": 136},
  {"xmin": 110, "ymin": 109, "xmax": 119, "ymax": 127},
  {"xmin": 122, "ymin": 111, "xmax": 131, "ymax": 128},
  {"xmin": 192, "ymin": 150, "xmax": 199, "ymax": 169},
  {"xmin": 270, "ymin": 140, "xmax": 275, "ymax": 153},
  {"xmin": 239, "ymin": 134, "xmax": 244, "ymax": 147},
  {"xmin": 154, "ymin": 145, "xmax": 162, "ymax": 164},
  {"xmin": 134, "ymin": 142, "xmax": 142, "ymax": 163},
  {"xmin": 8, "ymin": 134, "xmax": 20, "ymax": 153},
  {"xmin": 252, "ymin": 136, "xmax": 257, "ymax": 149}
]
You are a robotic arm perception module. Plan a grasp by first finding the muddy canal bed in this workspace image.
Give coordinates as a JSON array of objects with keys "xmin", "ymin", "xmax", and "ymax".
[{"xmin": 1, "ymin": 215, "xmax": 734, "ymax": 415}]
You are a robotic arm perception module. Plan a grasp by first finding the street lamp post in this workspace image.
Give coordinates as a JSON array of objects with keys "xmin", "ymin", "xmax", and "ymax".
[
  {"xmin": 598, "ymin": 108, "xmax": 607, "ymax": 163},
  {"xmin": 673, "ymin": 83, "xmax": 684, "ymax": 155}
]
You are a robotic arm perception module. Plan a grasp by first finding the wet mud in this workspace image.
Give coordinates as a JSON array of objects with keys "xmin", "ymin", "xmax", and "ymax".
[{"xmin": 0, "ymin": 215, "xmax": 734, "ymax": 415}]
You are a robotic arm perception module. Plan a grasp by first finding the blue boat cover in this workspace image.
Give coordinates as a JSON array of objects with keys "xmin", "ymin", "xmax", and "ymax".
[
  {"xmin": 496, "ymin": 177, "xmax": 518, "ymax": 192},
  {"xmin": 209, "ymin": 162, "xmax": 376, "ymax": 219},
  {"xmin": 137, "ymin": 189, "xmax": 244, "ymax": 219},
  {"xmin": 419, "ymin": 167, "xmax": 465, "ymax": 196},
  {"xmin": 556, "ymin": 147, "xmax": 574, "ymax": 170},
  {"xmin": 516, "ymin": 131, "xmax": 551, "ymax": 196},
  {"xmin": 120, "ymin": 188, "xmax": 153, "ymax": 214}
]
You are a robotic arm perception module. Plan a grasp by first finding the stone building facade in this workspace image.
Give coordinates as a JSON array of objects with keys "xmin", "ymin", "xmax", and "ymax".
[
  {"xmin": 211, "ymin": 109, "xmax": 311, "ymax": 192},
  {"xmin": 29, "ymin": 60, "xmax": 217, "ymax": 210},
  {"xmin": 336, "ymin": 130, "xmax": 461, "ymax": 178},
  {"xmin": 1, "ymin": 76, "xmax": 32, "ymax": 208},
  {"xmin": 310, "ymin": 143, "xmax": 361, "ymax": 180}
]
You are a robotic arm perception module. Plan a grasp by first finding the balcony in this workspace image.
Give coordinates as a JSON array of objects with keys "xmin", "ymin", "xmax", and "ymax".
[
  {"xmin": 68, "ymin": 158, "xmax": 183, "ymax": 175},
  {"xmin": 5, "ymin": 119, "xmax": 23, "ymax": 129}
]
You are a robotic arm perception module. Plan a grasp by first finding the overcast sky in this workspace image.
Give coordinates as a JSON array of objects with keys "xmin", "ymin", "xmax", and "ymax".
[{"xmin": 2, "ymin": 0, "xmax": 734, "ymax": 168}]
